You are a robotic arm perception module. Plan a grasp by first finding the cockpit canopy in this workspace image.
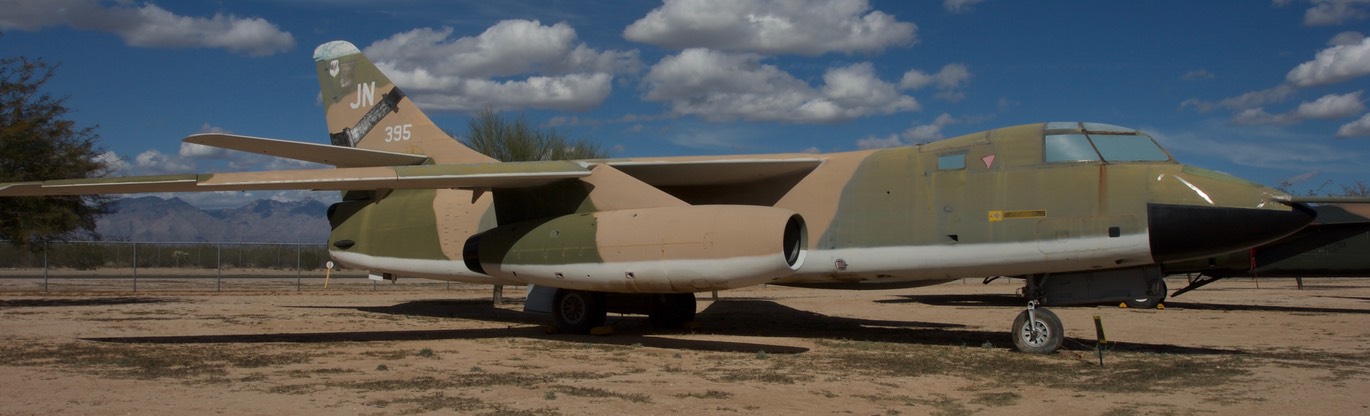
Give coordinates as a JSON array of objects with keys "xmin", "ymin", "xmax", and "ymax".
[{"xmin": 1043, "ymin": 122, "xmax": 1172, "ymax": 164}]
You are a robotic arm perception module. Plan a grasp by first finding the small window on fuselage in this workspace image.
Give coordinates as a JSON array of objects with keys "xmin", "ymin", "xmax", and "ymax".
[{"xmin": 938, "ymin": 153, "xmax": 966, "ymax": 170}]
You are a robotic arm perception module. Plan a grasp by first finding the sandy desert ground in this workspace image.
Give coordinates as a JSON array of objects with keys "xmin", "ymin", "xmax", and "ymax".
[{"xmin": 1, "ymin": 274, "xmax": 1368, "ymax": 415}]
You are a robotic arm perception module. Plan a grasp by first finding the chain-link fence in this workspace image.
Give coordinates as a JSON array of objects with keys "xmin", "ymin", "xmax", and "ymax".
[
  {"xmin": 0, "ymin": 241, "xmax": 444, "ymax": 293},
  {"xmin": 0, "ymin": 241, "xmax": 332, "ymax": 270}
]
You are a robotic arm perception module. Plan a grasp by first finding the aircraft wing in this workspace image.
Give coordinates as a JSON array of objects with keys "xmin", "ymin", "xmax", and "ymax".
[
  {"xmin": 183, "ymin": 133, "xmax": 431, "ymax": 167},
  {"xmin": 607, "ymin": 158, "xmax": 823, "ymax": 187},
  {"xmin": 0, "ymin": 160, "xmax": 590, "ymax": 196}
]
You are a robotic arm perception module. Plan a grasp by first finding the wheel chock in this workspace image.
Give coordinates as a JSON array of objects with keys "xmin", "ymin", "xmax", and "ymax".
[
  {"xmin": 1156, "ymin": 303, "xmax": 1165, "ymax": 310},
  {"xmin": 1118, "ymin": 302, "xmax": 1128, "ymax": 308}
]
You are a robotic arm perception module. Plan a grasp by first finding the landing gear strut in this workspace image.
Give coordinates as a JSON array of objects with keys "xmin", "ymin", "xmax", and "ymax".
[{"xmin": 1011, "ymin": 301, "xmax": 1063, "ymax": 354}]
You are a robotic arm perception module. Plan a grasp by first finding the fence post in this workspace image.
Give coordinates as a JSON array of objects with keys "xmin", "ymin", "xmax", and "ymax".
[
  {"xmin": 295, "ymin": 244, "xmax": 302, "ymax": 292},
  {"xmin": 43, "ymin": 240, "xmax": 49, "ymax": 292},
  {"xmin": 132, "ymin": 241, "xmax": 138, "ymax": 292},
  {"xmin": 216, "ymin": 243, "xmax": 222, "ymax": 292}
]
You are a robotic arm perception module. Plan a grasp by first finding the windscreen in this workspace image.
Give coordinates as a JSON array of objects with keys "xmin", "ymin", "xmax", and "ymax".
[{"xmin": 1089, "ymin": 134, "xmax": 1170, "ymax": 162}]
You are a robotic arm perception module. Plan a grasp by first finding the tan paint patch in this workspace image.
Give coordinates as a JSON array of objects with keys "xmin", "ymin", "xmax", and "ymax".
[
  {"xmin": 432, "ymin": 188, "xmax": 493, "ymax": 261},
  {"xmin": 582, "ymin": 164, "xmax": 688, "ymax": 210},
  {"xmin": 774, "ymin": 150, "xmax": 877, "ymax": 243}
]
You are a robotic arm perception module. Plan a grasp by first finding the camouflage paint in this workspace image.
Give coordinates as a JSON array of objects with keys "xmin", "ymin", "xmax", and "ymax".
[{"xmin": 0, "ymin": 41, "xmax": 1315, "ymax": 296}]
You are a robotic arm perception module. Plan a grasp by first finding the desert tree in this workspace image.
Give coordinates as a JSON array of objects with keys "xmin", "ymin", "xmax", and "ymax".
[
  {"xmin": 462, "ymin": 108, "xmax": 608, "ymax": 162},
  {"xmin": 0, "ymin": 56, "xmax": 113, "ymax": 247}
]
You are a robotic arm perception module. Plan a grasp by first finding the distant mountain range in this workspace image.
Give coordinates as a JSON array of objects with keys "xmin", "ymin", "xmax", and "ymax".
[{"xmin": 96, "ymin": 196, "xmax": 330, "ymax": 243}]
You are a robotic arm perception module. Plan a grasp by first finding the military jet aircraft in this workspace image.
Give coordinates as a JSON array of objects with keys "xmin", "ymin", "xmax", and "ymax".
[{"xmin": 0, "ymin": 41, "xmax": 1323, "ymax": 353}]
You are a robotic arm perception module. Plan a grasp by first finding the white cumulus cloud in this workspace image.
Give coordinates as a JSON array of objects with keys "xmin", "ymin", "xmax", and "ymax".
[
  {"xmin": 1337, "ymin": 112, "xmax": 1370, "ymax": 137},
  {"xmin": 1286, "ymin": 37, "xmax": 1370, "ymax": 87},
  {"xmin": 0, "ymin": 0, "xmax": 293, "ymax": 56},
  {"xmin": 1296, "ymin": 90, "xmax": 1366, "ymax": 118},
  {"xmin": 1329, "ymin": 31, "xmax": 1366, "ymax": 46},
  {"xmin": 93, "ymin": 151, "xmax": 131, "ymax": 176},
  {"xmin": 624, "ymin": 0, "xmax": 915, "ymax": 55},
  {"xmin": 900, "ymin": 64, "xmax": 971, "ymax": 90},
  {"xmin": 944, "ymin": 0, "xmax": 986, "ymax": 13},
  {"xmin": 642, "ymin": 49, "xmax": 917, "ymax": 123},
  {"xmin": 363, "ymin": 22, "xmax": 640, "ymax": 112},
  {"xmin": 1301, "ymin": 0, "xmax": 1370, "ymax": 26},
  {"xmin": 856, "ymin": 113, "xmax": 961, "ymax": 149},
  {"xmin": 1187, "ymin": 34, "xmax": 1370, "ymax": 116},
  {"xmin": 133, "ymin": 149, "xmax": 195, "ymax": 174},
  {"xmin": 899, "ymin": 64, "xmax": 972, "ymax": 101},
  {"xmin": 1230, "ymin": 91, "xmax": 1365, "ymax": 125},
  {"xmin": 856, "ymin": 134, "xmax": 904, "ymax": 150}
]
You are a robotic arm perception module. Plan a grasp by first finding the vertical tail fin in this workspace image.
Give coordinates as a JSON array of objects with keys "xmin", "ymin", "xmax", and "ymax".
[{"xmin": 313, "ymin": 41, "xmax": 494, "ymax": 164}]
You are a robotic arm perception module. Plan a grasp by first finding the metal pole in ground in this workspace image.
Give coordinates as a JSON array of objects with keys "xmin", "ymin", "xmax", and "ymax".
[
  {"xmin": 132, "ymin": 241, "xmax": 138, "ymax": 292},
  {"xmin": 216, "ymin": 243, "xmax": 222, "ymax": 292},
  {"xmin": 43, "ymin": 240, "xmax": 49, "ymax": 292},
  {"xmin": 296, "ymin": 244, "xmax": 302, "ymax": 292}
]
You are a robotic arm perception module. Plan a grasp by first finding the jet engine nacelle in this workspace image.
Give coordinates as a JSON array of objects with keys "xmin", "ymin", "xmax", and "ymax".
[{"xmin": 466, "ymin": 205, "xmax": 807, "ymax": 293}]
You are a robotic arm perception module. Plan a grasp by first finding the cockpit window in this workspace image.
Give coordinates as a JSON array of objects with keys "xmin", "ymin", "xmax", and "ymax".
[
  {"xmin": 1089, "ymin": 133, "xmax": 1170, "ymax": 162},
  {"xmin": 1044, "ymin": 134, "xmax": 1100, "ymax": 163},
  {"xmin": 1080, "ymin": 122, "xmax": 1135, "ymax": 134},
  {"xmin": 1043, "ymin": 122, "xmax": 1173, "ymax": 164}
]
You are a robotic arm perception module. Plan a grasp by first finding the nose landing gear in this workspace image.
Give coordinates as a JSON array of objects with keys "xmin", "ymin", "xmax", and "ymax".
[{"xmin": 1011, "ymin": 301, "xmax": 1063, "ymax": 354}]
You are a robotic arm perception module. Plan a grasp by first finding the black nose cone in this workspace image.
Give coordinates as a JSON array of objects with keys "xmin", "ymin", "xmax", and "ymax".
[{"xmin": 1148, "ymin": 203, "xmax": 1316, "ymax": 263}]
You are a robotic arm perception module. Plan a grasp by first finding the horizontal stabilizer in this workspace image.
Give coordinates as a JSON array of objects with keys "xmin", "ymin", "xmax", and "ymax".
[
  {"xmin": 0, "ymin": 160, "xmax": 590, "ymax": 196},
  {"xmin": 184, "ymin": 133, "xmax": 431, "ymax": 167}
]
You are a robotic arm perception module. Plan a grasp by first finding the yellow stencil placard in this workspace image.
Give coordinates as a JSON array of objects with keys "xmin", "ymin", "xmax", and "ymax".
[{"xmin": 988, "ymin": 210, "xmax": 1046, "ymax": 222}]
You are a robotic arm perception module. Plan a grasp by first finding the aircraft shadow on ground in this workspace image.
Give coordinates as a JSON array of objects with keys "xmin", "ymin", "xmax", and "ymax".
[
  {"xmin": 0, "ymin": 297, "xmax": 176, "ymax": 308},
  {"xmin": 876, "ymin": 293, "xmax": 1025, "ymax": 307},
  {"xmin": 1320, "ymin": 295, "xmax": 1370, "ymax": 302},
  {"xmin": 85, "ymin": 299, "xmax": 808, "ymax": 354},
  {"xmin": 83, "ymin": 297, "xmax": 1240, "ymax": 355},
  {"xmin": 1161, "ymin": 301, "xmax": 1370, "ymax": 315},
  {"xmin": 692, "ymin": 299, "xmax": 1238, "ymax": 355}
]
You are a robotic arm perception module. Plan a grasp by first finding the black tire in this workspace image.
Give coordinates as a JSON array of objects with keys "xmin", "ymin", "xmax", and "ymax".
[
  {"xmin": 648, "ymin": 293, "xmax": 697, "ymax": 329},
  {"xmin": 552, "ymin": 289, "xmax": 606, "ymax": 334},
  {"xmin": 1011, "ymin": 307, "xmax": 1064, "ymax": 354},
  {"xmin": 1123, "ymin": 279, "xmax": 1168, "ymax": 309}
]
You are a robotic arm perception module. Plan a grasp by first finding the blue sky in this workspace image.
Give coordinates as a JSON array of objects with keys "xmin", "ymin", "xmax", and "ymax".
[{"xmin": 3, "ymin": 0, "xmax": 1369, "ymax": 208}]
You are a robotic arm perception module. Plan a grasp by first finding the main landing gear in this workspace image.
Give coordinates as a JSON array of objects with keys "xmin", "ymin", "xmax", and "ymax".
[
  {"xmin": 1123, "ymin": 278, "xmax": 1168, "ymax": 309},
  {"xmin": 551, "ymin": 289, "xmax": 606, "ymax": 333},
  {"xmin": 550, "ymin": 288, "xmax": 697, "ymax": 333}
]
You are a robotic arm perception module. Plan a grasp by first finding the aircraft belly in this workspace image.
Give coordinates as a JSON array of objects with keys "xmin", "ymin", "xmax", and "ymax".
[
  {"xmin": 783, "ymin": 233, "xmax": 1152, "ymax": 283},
  {"xmin": 329, "ymin": 250, "xmax": 518, "ymax": 285},
  {"xmin": 498, "ymin": 254, "xmax": 788, "ymax": 293}
]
